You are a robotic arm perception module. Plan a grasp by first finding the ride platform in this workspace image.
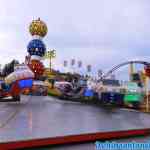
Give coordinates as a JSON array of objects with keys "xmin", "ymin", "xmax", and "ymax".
[
  {"xmin": 0, "ymin": 96, "xmax": 150, "ymax": 149},
  {"xmin": 0, "ymin": 97, "xmax": 20, "ymax": 102}
]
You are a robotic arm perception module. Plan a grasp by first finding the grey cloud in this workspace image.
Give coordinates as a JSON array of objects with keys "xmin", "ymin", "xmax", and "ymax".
[{"xmin": 0, "ymin": 0, "xmax": 149, "ymax": 75}]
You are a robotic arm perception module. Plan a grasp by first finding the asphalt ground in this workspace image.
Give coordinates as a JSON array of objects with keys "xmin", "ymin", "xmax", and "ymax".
[{"xmin": 0, "ymin": 95, "xmax": 150, "ymax": 149}]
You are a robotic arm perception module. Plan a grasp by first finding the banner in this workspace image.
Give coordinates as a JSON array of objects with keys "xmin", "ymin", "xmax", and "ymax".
[
  {"xmin": 71, "ymin": 59, "xmax": 75, "ymax": 66},
  {"xmin": 78, "ymin": 61, "xmax": 82, "ymax": 68},
  {"xmin": 87, "ymin": 65, "xmax": 91, "ymax": 72},
  {"xmin": 63, "ymin": 60, "xmax": 68, "ymax": 67},
  {"xmin": 98, "ymin": 69, "xmax": 102, "ymax": 77}
]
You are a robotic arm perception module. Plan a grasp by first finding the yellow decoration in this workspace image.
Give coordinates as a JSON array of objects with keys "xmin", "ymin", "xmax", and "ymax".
[
  {"xmin": 140, "ymin": 70, "xmax": 147, "ymax": 85},
  {"xmin": 29, "ymin": 18, "xmax": 48, "ymax": 37},
  {"xmin": 48, "ymin": 87, "xmax": 62, "ymax": 97}
]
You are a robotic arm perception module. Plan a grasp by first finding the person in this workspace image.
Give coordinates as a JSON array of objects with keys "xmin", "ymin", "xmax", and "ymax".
[
  {"xmin": 51, "ymin": 79, "xmax": 55, "ymax": 89},
  {"xmin": 84, "ymin": 86, "xmax": 94, "ymax": 99},
  {"xmin": 1, "ymin": 82, "xmax": 10, "ymax": 91}
]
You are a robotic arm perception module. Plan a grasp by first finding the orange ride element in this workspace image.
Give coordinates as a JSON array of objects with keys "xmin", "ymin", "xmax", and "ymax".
[
  {"xmin": 22, "ymin": 88, "xmax": 30, "ymax": 95},
  {"xmin": 0, "ymin": 90, "xmax": 11, "ymax": 97},
  {"xmin": 10, "ymin": 81, "xmax": 21, "ymax": 96},
  {"xmin": 3, "ymin": 78, "xmax": 33, "ymax": 98},
  {"xmin": 28, "ymin": 60, "xmax": 44, "ymax": 79}
]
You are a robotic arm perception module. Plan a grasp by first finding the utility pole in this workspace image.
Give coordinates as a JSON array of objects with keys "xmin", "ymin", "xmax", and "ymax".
[
  {"xmin": 129, "ymin": 63, "xmax": 134, "ymax": 81},
  {"xmin": 71, "ymin": 59, "xmax": 75, "ymax": 74},
  {"xmin": 146, "ymin": 77, "xmax": 149, "ymax": 112}
]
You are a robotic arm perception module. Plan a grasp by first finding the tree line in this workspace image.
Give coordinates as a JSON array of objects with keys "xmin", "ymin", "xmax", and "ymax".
[{"xmin": 1, "ymin": 59, "xmax": 19, "ymax": 77}]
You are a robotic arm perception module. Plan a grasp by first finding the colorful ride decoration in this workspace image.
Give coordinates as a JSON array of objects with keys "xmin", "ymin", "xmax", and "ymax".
[
  {"xmin": 29, "ymin": 18, "xmax": 48, "ymax": 37},
  {"xmin": 10, "ymin": 78, "xmax": 33, "ymax": 96},
  {"xmin": 27, "ymin": 18, "xmax": 47, "ymax": 79},
  {"xmin": 144, "ymin": 65, "xmax": 150, "ymax": 77},
  {"xmin": 3, "ymin": 65, "xmax": 34, "ymax": 98},
  {"xmin": 27, "ymin": 39, "xmax": 46, "ymax": 58},
  {"xmin": 5, "ymin": 67, "xmax": 34, "ymax": 85},
  {"xmin": 28, "ymin": 60, "xmax": 44, "ymax": 79}
]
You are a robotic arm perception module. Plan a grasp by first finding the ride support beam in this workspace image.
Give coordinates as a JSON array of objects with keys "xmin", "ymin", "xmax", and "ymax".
[{"xmin": 129, "ymin": 63, "xmax": 134, "ymax": 81}]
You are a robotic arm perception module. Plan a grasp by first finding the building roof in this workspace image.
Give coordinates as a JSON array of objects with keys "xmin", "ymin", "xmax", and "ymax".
[{"xmin": 102, "ymin": 79, "xmax": 120, "ymax": 86}]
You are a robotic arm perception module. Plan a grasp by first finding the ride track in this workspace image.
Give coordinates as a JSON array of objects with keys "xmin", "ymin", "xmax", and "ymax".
[{"xmin": 102, "ymin": 60, "xmax": 150, "ymax": 79}]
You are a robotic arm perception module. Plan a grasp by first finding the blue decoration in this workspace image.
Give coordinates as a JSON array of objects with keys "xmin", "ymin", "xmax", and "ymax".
[
  {"xmin": 84, "ymin": 88, "xmax": 94, "ymax": 97},
  {"xmin": 27, "ymin": 39, "xmax": 46, "ymax": 57},
  {"xmin": 1, "ymin": 82, "xmax": 11, "ymax": 92},
  {"xmin": 18, "ymin": 79, "xmax": 33, "ymax": 89}
]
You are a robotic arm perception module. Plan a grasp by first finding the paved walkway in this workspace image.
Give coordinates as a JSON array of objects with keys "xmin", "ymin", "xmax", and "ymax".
[{"xmin": 0, "ymin": 95, "xmax": 150, "ymax": 143}]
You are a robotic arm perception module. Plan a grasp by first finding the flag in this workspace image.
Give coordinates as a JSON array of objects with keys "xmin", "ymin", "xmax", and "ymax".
[
  {"xmin": 71, "ymin": 59, "xmax": 75, "ymax": 66},
  {"xmin": 87, "ymin": 65, "xmax": 91, "ymax": 72},
  {"xmin": 78, "ymin": 61, "xmax": 82, "ymax": 68},
  {"xmin": 63, "ymin": 60, "xmax": 68, "ymax": 67},
  {"xmin": 98, "ymin": 69, "xmax": 102, "ymax": 77}
]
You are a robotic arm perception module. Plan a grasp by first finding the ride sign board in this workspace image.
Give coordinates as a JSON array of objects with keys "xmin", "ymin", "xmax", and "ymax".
[
  {"xmin": 124, "ymin": 82, "xmax": 144, "ymax": 102},
  {"xmin": 126, "ymin": 82, "xmax": 138, "ymax": 92},
  {"xmin": 124, "ymin": 93, "xmax": 143, "ymax": 102}
]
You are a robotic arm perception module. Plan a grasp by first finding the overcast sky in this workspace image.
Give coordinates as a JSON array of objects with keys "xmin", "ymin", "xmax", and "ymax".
[{"xmin": 0, "ymin": 0, "xmax": 150, "ymax": 79}]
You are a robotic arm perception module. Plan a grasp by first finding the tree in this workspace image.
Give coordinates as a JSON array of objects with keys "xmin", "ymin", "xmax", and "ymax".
[{"xmin": 2, "ymin": 59, "xmax": 19, "ymax": 76}]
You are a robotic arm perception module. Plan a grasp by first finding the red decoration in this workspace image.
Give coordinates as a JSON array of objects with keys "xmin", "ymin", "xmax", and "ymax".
[
  {"xmin": 11, "ymin": 81, "xmax": 21, "ymax": 96},
  {"xmin": 28, "ymin": 60, "xmax": 44, "ymax": 79},
  {"xmin": 144, "ymin": 65, "xmax": 150, "ymax": 77}
]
